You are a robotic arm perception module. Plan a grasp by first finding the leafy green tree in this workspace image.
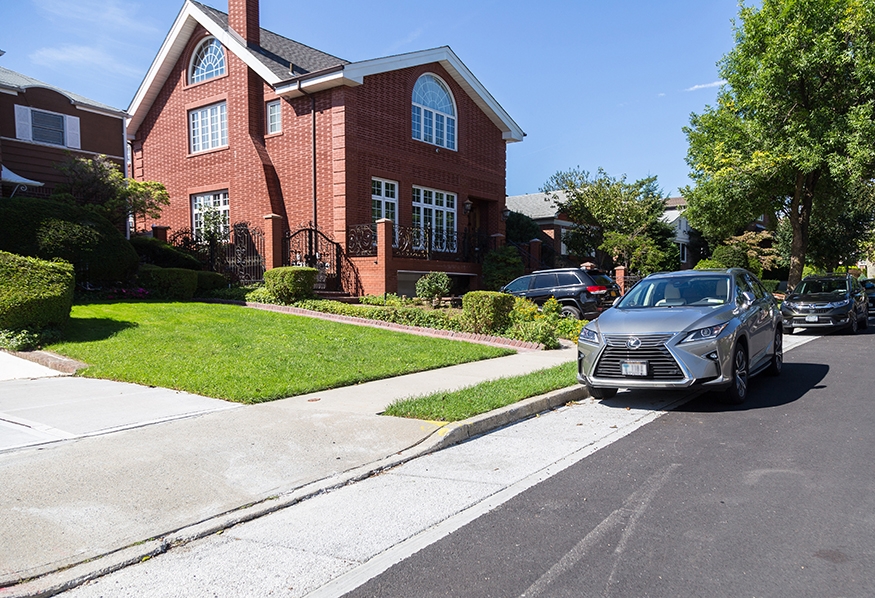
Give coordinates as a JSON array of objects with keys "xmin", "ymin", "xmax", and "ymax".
[
  {"xmin": 53, "ymin": 155, "xmax": 170, "ymax": 233},
  {"xmin": 543, "ymin": 168, "xmax": 678, "ymax": 273},
  {"xmin": 504, "ymin": 211, "xmax": 543, "ymax": 244},
  {"xmin": 683, "ymin": 0, "xmax": 875, "ymax": 288}
]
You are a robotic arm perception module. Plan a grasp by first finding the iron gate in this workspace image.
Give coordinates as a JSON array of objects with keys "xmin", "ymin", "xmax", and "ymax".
[
  {"xmin": 226, "ymin": 222, "xmax": 266, "ymax": 283},
  {"xmin": 284, "ymin": 228, "xmax": 342, "ymax": 291}
]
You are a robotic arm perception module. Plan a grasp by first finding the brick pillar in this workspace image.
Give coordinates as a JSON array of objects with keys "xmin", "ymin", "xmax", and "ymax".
[
  {"xmin": 263, "ymin": 213, "xmax": 284, "ymax": 270},
  {"xmin": 376, "ymin": 218, "xmax": 394, "ymax": 295},
  {"xmin": 614, "ymin": 265, "xmax": 626, "ymax": 295},
  {"xmin": 151, "ymin": 225, "xmax": 170, "ymax": 243}
]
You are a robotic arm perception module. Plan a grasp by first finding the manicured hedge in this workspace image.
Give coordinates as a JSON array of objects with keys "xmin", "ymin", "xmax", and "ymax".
[
  {"xmin": 137, "ymin": 265, "xmax": 198, "ymax": 300},
  {"xmin": 264, "ymin": 266, "xmax": 317, "ymax": 303},
  {"xmin": 0, "ymin": 251, "xmax": 74, "ymax": 330},
  {"xmin": 196, "ymin": 270, "xmax": 229, "ymax": 295},
  {"xmin": 130, "ymin": 235, "xmax": 202, "ymax": 270},
  {"xmin": 0, "ymin": 196, "xmax": 138, "ymax": 285},
  {"xmin": 462, "ymin": 291, "xmax": 515, "ymax": 334}
]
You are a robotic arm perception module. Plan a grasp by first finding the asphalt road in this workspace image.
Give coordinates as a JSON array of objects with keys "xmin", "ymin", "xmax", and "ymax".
[{"xmin": 344, "ymin": 328, "xmax": 875, "ymax": 598}]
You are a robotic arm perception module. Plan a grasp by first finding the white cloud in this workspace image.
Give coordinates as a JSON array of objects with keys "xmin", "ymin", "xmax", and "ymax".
[
  {"xmin": 33, "ymin": 0, "xmax": 160, "ymax": 35},
  {"xmin": 30, "ymin": 45, "xmax": 143, "ymax": 79},
  {"xmin": 385, "ymin": 28, "xmax": 424, "ymax": 53},
  {"xmin": 684, "ymin": 80, "xmax": 726, "ymax": 92}
]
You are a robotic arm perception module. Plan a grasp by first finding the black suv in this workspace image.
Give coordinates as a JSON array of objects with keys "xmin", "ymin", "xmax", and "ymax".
[
  {"xmin": 501, "ymin": 267, "xmax": 621, "ymax": 319},
  {"xmin": 781, "ymin": 273, "xmax": 870, "ymax": 334}
]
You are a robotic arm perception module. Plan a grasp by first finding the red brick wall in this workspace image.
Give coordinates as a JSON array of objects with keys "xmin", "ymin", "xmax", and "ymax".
[{"xmin": 132, "ymin": 31, "xmax": 510, "ymax": 293}]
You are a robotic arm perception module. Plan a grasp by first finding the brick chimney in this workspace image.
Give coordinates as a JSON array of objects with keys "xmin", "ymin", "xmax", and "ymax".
[{"xmin": 229, "ymin": 0, "xmax": 259, "ymax": 46}]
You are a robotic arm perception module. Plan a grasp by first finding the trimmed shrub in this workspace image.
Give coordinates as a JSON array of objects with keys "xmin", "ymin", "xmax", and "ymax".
[
  {"xmin": 264, "ymin": 267, "xmax": 317, "ymax": 304},
  {"xmin": 0, "ymin": 251, "xmax": 74, "ymax": 331},
  {"xmin": 130, "ymin": 235, "xmax": 202, "ymax": 270},
  {"xmin": 694, "ymin": 258, "xmax": 726, "ymax": 270},
  {"xmin": 482, "ymin": 245, "xmax": 525, "ymax": 291},
  {"xmin": 760, "ymin": 279, "xmax": 780, "ymax": 293},
  {"xmin": 0, "ymin": 196, "xmax": 138, "ymax": 285},
  {"xmin": 137, "ymin": 265, "xmax": 198, "ymax": 300},
  {"xmin": 461, "ymin": 291, "xmax": 515, "ymax": 334},
  {"xmin": 195, "ymin": 271, "xmax": 229, "ymax": 296},
  {"xmin": 416, "ymin": 272, "xmax": 451, "ymax": 305}
]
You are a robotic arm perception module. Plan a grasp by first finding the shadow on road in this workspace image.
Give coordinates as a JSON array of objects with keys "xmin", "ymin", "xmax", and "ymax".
[{"xmin": 676, "ymin": 361, "xmax": 829, "ymax": 413}]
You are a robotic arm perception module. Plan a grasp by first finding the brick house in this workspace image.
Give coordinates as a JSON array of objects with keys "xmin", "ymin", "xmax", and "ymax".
[
  {"xmin": 0, "ymin": 64, "xmax": 127, "ymax": 198},
  {"xmin": 128, "ymin": 0, "xmax": 524, "ymax": 295}
]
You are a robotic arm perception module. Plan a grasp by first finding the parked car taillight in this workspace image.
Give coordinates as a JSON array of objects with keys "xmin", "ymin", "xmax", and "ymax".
[{"xmin": 587, "ymin": 285, "xmax": 608, "ymax": 294}]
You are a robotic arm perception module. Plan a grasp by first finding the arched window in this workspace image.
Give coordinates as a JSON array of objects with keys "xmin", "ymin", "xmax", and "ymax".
[
  {"xmin": 189, "ymin": 37, "xmax": 226, "ymax": 84},
  {"xmin": 412, "ymin": 74, "xmax": 456, "ymax": 150}
]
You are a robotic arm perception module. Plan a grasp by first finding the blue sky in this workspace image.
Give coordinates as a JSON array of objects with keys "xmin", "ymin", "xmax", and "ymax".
[{"xmin": 1, "ymin": 0, "xmax": 739, "ymax": 197}]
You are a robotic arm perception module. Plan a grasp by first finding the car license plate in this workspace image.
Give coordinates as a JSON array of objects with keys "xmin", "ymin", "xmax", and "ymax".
[
  {"xmin": 621, "ymin": 360, "xmax": 648, "ymax": 376},
  {"xmin": 805, "ymin": 315, "xmax": 819, "ymax": 323}
]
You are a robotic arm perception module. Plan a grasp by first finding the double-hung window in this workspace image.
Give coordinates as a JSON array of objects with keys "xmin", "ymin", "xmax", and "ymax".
[
  {"xmin": 267, "ymin": 100, "xmax": 282, "ymax": 134},
  {"xmin": 412, "ymin": 186, "xmax": 457, "ymax": 252},
  {"xmin": 189, "ymin": 102, "xmax": 227, "ymax": 153},
  {"xmin": 191, "ymin": 190, "xmax": 230, "ymax": 240},
  {"xmin": 411, "ymin": 74, "xmax": 456, "ymax": 150},
  {"xmin": 371, "ymin": 178, "xmax": 398, "ymax": 245},
  {"xmin": 14, "ymin": 105, "xmax": 80, "ymax": 149}
]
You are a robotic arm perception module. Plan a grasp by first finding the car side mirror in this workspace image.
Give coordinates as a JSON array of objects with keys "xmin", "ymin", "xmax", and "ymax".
[{"xmin": 741, "ymin": 291, "xmax": 756, "ymax": 306}]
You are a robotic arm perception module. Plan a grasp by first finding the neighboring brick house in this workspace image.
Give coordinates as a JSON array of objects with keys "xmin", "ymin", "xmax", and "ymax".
[
  {"xmin": 128, "ymin": 0, "xmax": 524, "ymax": 295},
  {"xmin": 0, "ymin": 64, "xmax": 127, "ymax": 198},
  {"xmin": 506, "ymin": 191, "xmax": 573, "ymax": 265}
]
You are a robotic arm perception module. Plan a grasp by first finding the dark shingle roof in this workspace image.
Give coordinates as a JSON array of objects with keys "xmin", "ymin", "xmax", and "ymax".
[{"xmin": 192, "ymin": 1, "xmax": 348, "ymax": 79}]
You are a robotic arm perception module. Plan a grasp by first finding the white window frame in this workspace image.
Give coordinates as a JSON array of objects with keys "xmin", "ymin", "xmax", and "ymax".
[
  {"xmin": 372, "ymin": 178, "xmax": 398, "ymax": 246},
  {"xmin": 191, "ymin": 190, "xmax": 230, "ymax": 240},
  {"xmin": 188, "ymin": 37, "xmax": 226, "ymax": 85},
  {"xmin": 679, "ymin": 242, "xmax": 688, "ymax": 264},
  {"xmin": 266, "ymin": 100, "xmax": 282, "ymax": 135},
  {"xmin": 14, "ymin": 105, "xmax": 80, "ymax": 149},
  {"xmin": 411, "ymin": 74, "xmax": 457, "ymax": 151},
  {"xmin": 412, "ymin": 185, "xmax": 457, "ymax": 252},
  {"xmin": 189, "ymin": 102, "xmax": 228, "ymax": 154}
]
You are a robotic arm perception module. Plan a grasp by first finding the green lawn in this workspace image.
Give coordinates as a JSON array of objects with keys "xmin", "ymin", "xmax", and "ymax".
[
  {"xmin": 48, "ymin": 302, "xmax": 512, "ymax": 403},
  {"xmin": 383, "ymin": 361, "xmax": 578, "ymax": 421}
]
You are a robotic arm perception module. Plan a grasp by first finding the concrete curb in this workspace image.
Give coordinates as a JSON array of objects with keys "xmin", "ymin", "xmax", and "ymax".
[
  {"xmin": 4, "ymin": 349, "xmax": 86, "ymax": 374},
  {"xmin": 3, "ymin": 385, "xmax": 588, "ymax": 598}
]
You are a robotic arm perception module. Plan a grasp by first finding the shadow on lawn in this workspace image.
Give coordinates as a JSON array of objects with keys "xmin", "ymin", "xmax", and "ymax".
[{"xmin": 60, "ymin": 317, "xmax": 138, "ymax": 343}]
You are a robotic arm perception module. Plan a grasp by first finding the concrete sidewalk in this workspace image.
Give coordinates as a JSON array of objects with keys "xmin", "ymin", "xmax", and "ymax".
[{"xmin": 0, "ymin": 344, "xmax": 581, "ymax": 597}]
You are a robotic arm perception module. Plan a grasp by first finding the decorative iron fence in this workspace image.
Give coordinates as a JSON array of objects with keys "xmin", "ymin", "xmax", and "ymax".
[
  {"xmin": 346, "ymin": 223, "xmax": 377, "ymax": 257},
  {"xmin": 284, "ymin": 227, "xmax": 343, "ymax": 291},
  {"xmin": 346, "ymin": 223, "xmax": 492, "ymax": 263},
  {"xmin": 168, "ymin": 222, "xmax": 265, "ymax": 283}
]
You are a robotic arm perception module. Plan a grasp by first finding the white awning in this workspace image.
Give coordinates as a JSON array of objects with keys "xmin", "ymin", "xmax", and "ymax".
[{"xmin": 0, "ymin": 165, "xmax": 43, "ymax": 186}]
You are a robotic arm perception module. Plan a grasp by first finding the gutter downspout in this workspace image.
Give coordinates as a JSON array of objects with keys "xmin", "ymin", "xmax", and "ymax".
[{"xmin": 297, "ymin": 81, "xmax": 317, "ymax": 234}]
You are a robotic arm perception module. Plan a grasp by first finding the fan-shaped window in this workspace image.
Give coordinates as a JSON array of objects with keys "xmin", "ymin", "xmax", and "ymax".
[
  {"xmin": 412, "ymin": 74, "xmax": 456, "ymax": 150},
  {"xmin": 189, "ymin": 37, "xmax": 226, "ymax": 84}
]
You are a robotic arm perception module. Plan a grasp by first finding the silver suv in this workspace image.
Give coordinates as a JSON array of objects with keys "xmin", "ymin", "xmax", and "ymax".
[{"xmin": 577, "ymin": 268, "xmax": 782, "ymax": 404}]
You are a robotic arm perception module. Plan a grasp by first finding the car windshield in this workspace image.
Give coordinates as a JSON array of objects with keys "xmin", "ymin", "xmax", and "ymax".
[
  {"xmin": 794, "ymin": 279, "xmax": 848, "ymax": 295},
  {"xmin": 617, "ymin": 275, "xmax": 731, "ymax": 308}
]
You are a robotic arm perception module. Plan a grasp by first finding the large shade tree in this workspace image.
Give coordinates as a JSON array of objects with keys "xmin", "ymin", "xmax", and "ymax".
[
  {"xmin": 683, "ymin": 0, "xmax": 875, "ymax": 288},
  {"xmin": 543, "ymin": 168, "xmax": 678, "ymax": 274}
]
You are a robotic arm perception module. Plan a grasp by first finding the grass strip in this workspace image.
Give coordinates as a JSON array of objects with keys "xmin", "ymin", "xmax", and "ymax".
[
  {"xmin": 383, "ymin": 360, "xmax": 578, "ymax": 421},
  {"xmin": 48, "ymin": 301, "xmax": 513, "ymax": 403}
]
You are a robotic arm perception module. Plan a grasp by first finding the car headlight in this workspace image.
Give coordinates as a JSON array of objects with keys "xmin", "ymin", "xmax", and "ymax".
[
  {"xmin": 680, "ymin": 323, "xmax": 729, "ymax": 343},
  {"xmin": 783, "ymin": 301, "xmax": 799, "ymax": 311},
  {"xmin": 579, "ymin": 327, "xmax": 600, "ymax": 345},
  {"xmin": 827, "ymin": 298, "xmax": 851, "ymax": 309}
]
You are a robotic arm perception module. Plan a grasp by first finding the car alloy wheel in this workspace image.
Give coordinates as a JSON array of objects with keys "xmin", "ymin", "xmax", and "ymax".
[
  {"xmin": 725, "ymin": 344, "xmax": 748, "ymax": 404},
  {"xmin": 848, "ymin": 312, "xmax": 859, "ymax": 334},
  {"xmin": 766, "ymin": 329, "xmax": 782, "ymax": 376}
]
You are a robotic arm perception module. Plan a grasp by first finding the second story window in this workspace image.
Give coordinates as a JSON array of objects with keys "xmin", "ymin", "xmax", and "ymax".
[
  {"xmin": 189, "ymin": 102, "xmax": 228, "ymax": 153},
  {"xmin": 412, "ymin": 74, "xmax": 456, "ymax": 150},
  {"xmin": 14, "ymin": 105, "xmax": 80, "ymax": 149},
  {"xmin": 189, "ymin": 37, "xmax": 226, "ymax": 84},
  {"xmin": 266, "ymin": 100, "xmax": 282, "ymax": 134}
]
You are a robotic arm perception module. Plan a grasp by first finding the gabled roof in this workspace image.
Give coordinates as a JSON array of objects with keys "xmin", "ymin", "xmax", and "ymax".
[
  {"xmin": 0, "ymin": 66, "xmax": 126, "ymax": 118},
  {"xmin": 506, "ymin": 191, "xmax": 568, "ymax": 221},
  {"xmin": 128, "ymin": 0, "xmax": 524, "ymax": 142}
]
